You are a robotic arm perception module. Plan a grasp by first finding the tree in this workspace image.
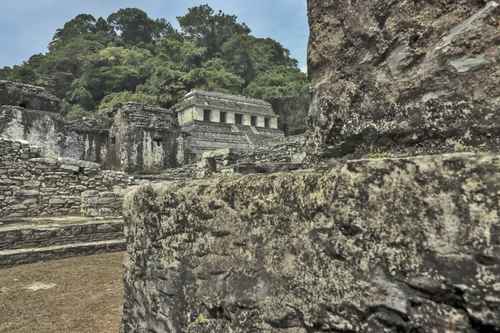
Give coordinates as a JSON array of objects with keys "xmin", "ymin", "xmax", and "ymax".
[
  {"xmin": 98, "ymin": 91, "xmax": 158, "ymax": 111},
  {"xmin": 107, "ymin": 8, "xmax": 171, "ymax": 45},
  {"xmin": 156, "ymin": 37, "xmax": 206, "ymax": 71},
  {"xmin": 50, "ymin": 14, "xmax": 97, "ymax": 50},
  {"xmin": 76, "ymin": 46, "xmax": 152, "ymax": 101},
  {"xmin": 221, "ymin": 35, "xmax": 255, "ymax": 85},
  {"xmin": 0, "ymin": 6, "xmax": 309, "ymax": 121},
  {"xmin": 245, "ymin": 66, "xmax": 308, "ymax": 99},
  {"xmin": 178, "ymin": 5, "xmax": 251, "ymax": 58},
  {"xmin": 67, "ymin": 79, "xmax": 95, "ymax": 110},
  {"xmin": 182, "ymin": 58, "xmax": 244, "ymax": 93}
]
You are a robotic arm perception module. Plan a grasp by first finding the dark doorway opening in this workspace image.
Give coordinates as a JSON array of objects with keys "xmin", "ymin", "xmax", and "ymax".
[
  {"xmin": 220, "ymin": 111, "xmax": 227, "ymax": 123},
  {"xmin": 251, "ymin": 116, "xmax": 257, "ymax": 127},
  {"xmin": 235, "ymin": 114, "xmax": 243, "ymax": 125},
  {"xmin": 203, "ymin": 109, "xmax": 212, "ymax": 122}
]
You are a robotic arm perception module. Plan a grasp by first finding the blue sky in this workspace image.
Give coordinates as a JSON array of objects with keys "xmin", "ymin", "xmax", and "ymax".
[{"xmin": 0, "ymin": 0, "xmax": 309, "ymax": 71}]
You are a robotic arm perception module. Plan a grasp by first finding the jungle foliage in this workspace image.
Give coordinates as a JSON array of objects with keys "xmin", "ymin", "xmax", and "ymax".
[{"xmin": 0, "ymin": 6, "xmax": 308, "ymax": 118}]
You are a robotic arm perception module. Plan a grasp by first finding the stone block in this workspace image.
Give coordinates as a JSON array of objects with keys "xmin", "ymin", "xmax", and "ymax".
[
  {"xmin": 48, "ymin": 198, "xmax": 67, "ymax": 205},
  {"xmin": 60, "ymin": 164, "xmax": 80, "ymax": 172},
  {"xmin": 122, "ymin": 152, "xmax": 500, "ymax": 332},
  {"xmin": 306, "ymin": 0, "xmax": 500, "ymax": 159}
]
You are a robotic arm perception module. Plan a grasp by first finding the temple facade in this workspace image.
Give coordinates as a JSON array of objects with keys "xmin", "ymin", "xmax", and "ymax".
[{"xmin": 174, "ymin": 90, "xmax": 284, "ymax": 160}]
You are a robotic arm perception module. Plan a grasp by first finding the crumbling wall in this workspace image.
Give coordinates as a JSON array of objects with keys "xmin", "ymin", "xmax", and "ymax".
[
  {"xmin": 122, "ymin": 153, "xmax": 500, "ymax": 332},
  {"xmin": 0, "ymin": 105, "xmax": 109, "ymax": 161},
  {"xmin": 0, "ymin": 81, "xmax": 112, "ymax": 164},
  {"xmin": 109, "ymin": 103, "xmax": 180, "ymax": 173},
  {"xmin": 0, "ymin": 80, "xmax": 61, "ymax": 113},
  {"xmin": 0, "ymin": 138, "xmax": 129, "ymax": 218},
  {"xmin": 121, "ymin": 1, "xmax": 500, "ymax": 332},
  {"xmin": 306, "ymin": 0, "xmax": 500, "ymax": 159}
]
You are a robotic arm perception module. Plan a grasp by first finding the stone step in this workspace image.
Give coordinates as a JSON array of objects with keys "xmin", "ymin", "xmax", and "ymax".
[
  {"xmin": 0, "ymin": 239, "xmax": 126, "ymax": 268},
  {"xmin": 0, "ymin": 217, "xmax": 124, "ymax": 251}
]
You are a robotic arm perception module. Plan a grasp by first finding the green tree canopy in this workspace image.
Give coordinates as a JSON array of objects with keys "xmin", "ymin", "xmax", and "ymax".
[
  {"xmin": 107, "ymin": 8, "xmax": 174, "ymax": 45},
  {"xmin": 178, "ymin": 5, "xmax": 251, "ymax": 58},
  {"xmin": 0, "ymin": 5, "xmax": 308, "ymax": 120}
]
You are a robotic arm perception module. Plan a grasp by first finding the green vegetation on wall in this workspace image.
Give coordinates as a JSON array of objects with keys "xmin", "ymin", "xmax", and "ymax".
[{"xmin": 0, "ymin": 6, "xmax": 309, "ymax": 120}]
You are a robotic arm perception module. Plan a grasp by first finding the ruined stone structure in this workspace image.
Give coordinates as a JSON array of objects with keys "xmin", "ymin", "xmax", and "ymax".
[
  {"xmin": 123, "ymin": 153, "xmax": 500, "ymax": 332},
  {"xmin": 0, "ymin": 82, "xmax": 291, "ymax": 173},
  {"xmin": 0, "ymin": 138, "xmax": 130, "ymax": 267},
  {"xmin": 268, "ymin": 95, "xmax": 310, "ymax": 135},
  {"xmin": 174, "ymin": 90, "xmax": 284, "ymax": 159},
  {"xmin": 0, "ymin": 138, "xmax": 129, "ymax": 218},
  {"xmin": 0, "ymin": 80, "xmax": 61, "ymax": 113},
  {"xmin": 121, "ymin": 1, "xmax": 500, "ymax": 332},
  {"xmin": 109, "ymin": 103, "xmax": 180, "ymax": 173},
  {"xmin": 0, "ymin": 82, "xmax": 110, "ymax": 161},
  {"xmin": 0, "ymin": 81, "xmax": 181, "ymax": 173}
]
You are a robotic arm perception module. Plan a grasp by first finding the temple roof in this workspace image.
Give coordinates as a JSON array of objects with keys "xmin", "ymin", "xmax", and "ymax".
[{"xmin": 175, "ymin": 90, "xmax": 276, "ymax": 117}]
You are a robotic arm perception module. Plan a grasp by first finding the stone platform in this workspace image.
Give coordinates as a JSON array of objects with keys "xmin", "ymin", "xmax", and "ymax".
[
  {"xmin": 122, "ymin": 152, "xmax": 500, "ymax": 332},
  {"xmin": 0, "ymin": 216, "xmax": 125, "ymax": 268}
]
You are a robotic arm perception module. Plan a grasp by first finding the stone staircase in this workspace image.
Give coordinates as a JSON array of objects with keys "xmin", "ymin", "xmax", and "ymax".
[{"xmin": 0, "ymin": 216, "xmax": 125, "ymax": 268}]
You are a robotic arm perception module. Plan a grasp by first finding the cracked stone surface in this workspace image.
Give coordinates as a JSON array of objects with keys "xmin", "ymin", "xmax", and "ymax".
[
  {"xmin": 306, "ymin": 0, "xmax": 500, "ymax": 159},
  {"xmin": 122, "ymin": 153, "xmax": 500, "ymax": 332}
]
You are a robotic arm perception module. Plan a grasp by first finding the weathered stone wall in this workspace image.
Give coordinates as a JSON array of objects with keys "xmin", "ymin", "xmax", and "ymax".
[
  {"xmin": 0, "ymin": 138, "xmax": 129, "ymax": 218},
  {"xmin": 181, "ymin": 121, "xmax": 285, "ymax": 160},
  {"xmin": 0, "ymin": 80, "xmax": 61, "ymax": 113},
  {"xmin": 306, "ymin": 0, "xmax": 500, "ymax": 159},
  {"xmin": 109, "ymin": 103, "xmax": 180, "ymax": 173},
  {"xmin": 269, "ymin": 95, "xmax": 310, "ymax": 135},
  {"xmin": 121, "ymin": 1, "xmax": 500, "ymax": 332},
  {"xmin": 0, "ymin": 105, "xmax": 110, "ymax": 162},
  {"xmin": 122, "ymin": 153, "xmax": 500, "ymax": 332}
]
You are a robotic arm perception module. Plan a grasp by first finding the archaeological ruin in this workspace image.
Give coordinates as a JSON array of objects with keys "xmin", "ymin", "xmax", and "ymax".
[
  {"xmin": 120, "ymin": 1, "xmax": 500, "ymax": 332},
  {"xmin": 0, "ymin": 80, "xmax": 298, "ymax": 267},
  {"xmin": 174, "ymin": 90, "xmax": 284, "ymax": 159},
  {"xmin": 0, "ymin": 0, "xmax": 499, "ymax": 332}
]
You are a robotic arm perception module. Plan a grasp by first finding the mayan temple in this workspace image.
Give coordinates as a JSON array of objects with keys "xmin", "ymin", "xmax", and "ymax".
[{"xmin": 0, "ymin": 1, "xmax": 499, "ymax": 332}]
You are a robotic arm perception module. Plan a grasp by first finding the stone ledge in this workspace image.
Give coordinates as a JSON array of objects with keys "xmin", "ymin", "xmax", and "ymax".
[{"xmin": 122, "ymin": 152, "xmax": 500, "ymax": 332}]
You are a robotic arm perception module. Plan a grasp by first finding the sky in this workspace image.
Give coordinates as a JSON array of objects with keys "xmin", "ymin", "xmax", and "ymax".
[{"xmin": 0, "ymin": 0, "xmax": 309, "ymax": 71}]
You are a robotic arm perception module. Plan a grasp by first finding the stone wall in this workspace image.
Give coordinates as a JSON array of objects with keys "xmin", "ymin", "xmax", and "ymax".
[
  {"xmin": 0, "ymin": 80, "xmax": 61, "ymax": 113},
  {"xmin": 306, "ymin": 0, "xmax": 500, "ymax": 159},
  {"xmin": 122, "ymin": 153, "xmax": 500, "ymax": 332},
  {"xmin": 0, "ymin": 138, "xmax": 129, "ymax": 218},
  {"xmin": 181, "ymin": 121, "xmax": 285, "ymax": 160},
  {"xmin": 109, "ymin": 103, "xmax": 180, "ymax": 173},
  {"xmin": 268, "ymin": 95, "xmax": 310, "ymax": 135},
  {"xmin": 0, "ymin": 105, "xmax": 110, "ymax": 162}
]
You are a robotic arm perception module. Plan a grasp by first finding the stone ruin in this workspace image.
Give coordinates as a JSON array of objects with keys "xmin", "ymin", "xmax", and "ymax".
[
  {"xmin": 0, "ymin": 82, "xmax": 287, "ymax": 174},
  {"xmin": 0, "ymin": 137, "xmax": 130, "ymax": 266},
  {"xmin": 120, "ymin": 1, "xmax": 500, "ymax": 332},
  {"xmin": 0, "ymin": 82, "xmax": 181, "ymax": 173},
  {"xmin": 174, "ymin": 90, "xmax": 285, "ymax": 161},
  {"xmin": 1, "ymin": 0, "xmax": 499, "ymax": 331},
  {"xmin": 0, "ymin": 79, "xmax": 297, "ymax": 267}
]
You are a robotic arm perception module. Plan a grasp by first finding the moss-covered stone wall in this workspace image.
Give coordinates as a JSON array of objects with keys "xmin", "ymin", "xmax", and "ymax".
[{"xmin": 122, "ymin": 153, "xmax": 500, "ymax": 332}]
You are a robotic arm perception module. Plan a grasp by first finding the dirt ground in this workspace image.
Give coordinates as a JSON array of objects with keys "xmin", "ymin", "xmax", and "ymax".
[{"xmin": 0, "ymin": 252, "xmax": 125, "ymax": 333}]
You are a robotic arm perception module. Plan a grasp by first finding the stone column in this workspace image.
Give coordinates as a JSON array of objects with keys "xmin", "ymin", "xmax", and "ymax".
[
  {"xmin": 211, "ymin": 110, "xmax": 220, "ymax": 123},
  {"xmin": 257, "ymin": 116, "xmax": 265, "ymax": 128},
  {"xmin": 243, "ymin": 114, "xmax": 251, "ymax": 126},
  {"xmin": 271, "ymin": 117, "xmax": 278, "ymax": 129},
  {"xmin": 227, "ymin": 111, "xmax": 235, "ymax": 124}
]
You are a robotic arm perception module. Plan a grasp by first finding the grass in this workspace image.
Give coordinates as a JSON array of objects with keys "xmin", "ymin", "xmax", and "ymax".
[{"xmin": 0, "ymin": 252, "xmax": 125, "ymax": 333}]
